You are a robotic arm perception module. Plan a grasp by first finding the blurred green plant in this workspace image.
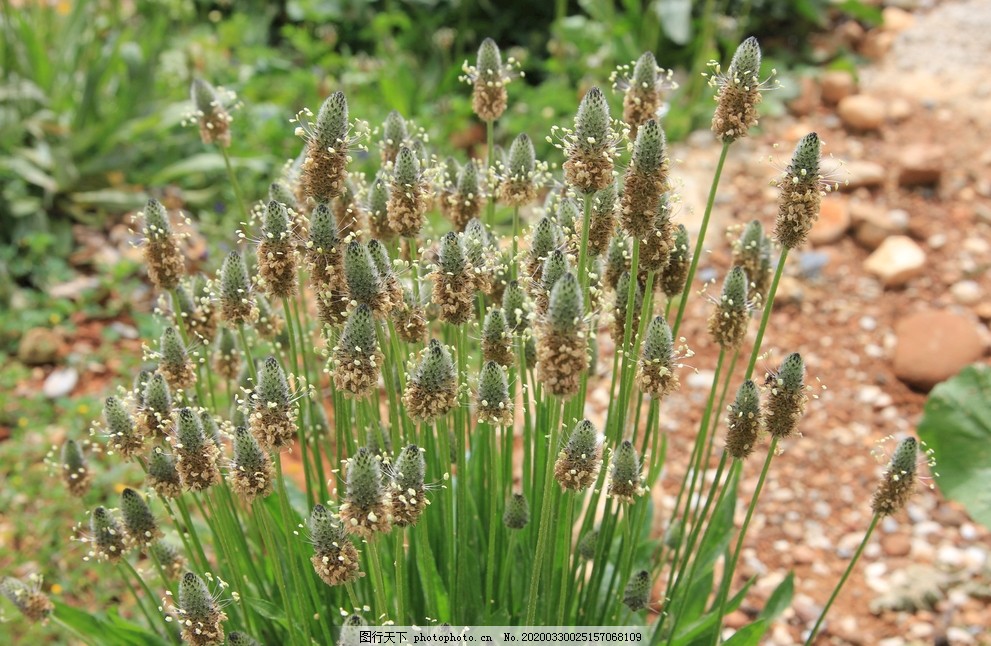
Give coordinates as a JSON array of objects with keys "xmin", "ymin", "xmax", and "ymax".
[{"xmin": 917, "ymin": 364, "xmax": 991, "ymax": 529}]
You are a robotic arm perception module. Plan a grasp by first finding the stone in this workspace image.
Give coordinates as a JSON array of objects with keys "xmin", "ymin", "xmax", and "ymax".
[
  {"xmin": 787, "ymin": 76, "xmax": 820, "ymax": 117},
  {"xmin": 821, "ymin": 70, "xmax": 856, "ymax": 105},
  {"xmin": 951, "ymin": 280, "xmax": 982, "ymax": 305},
  {"xmin": 809, "ymin": 196, "xmax": 851, "ymax": 245},
  {"xmin": 860, "ymin": 29, "xmax": 895, "ymax": 60},
  {"xmin": 898, "ymin": 144, "xmax": 944, "ymax": 187},
  {"xmin": 43, "ymin": 367, "xmax": 78, "ymax": 399},
  {"xmin": 852, "ymin": 206, "xmax": 909, "ymax": 249},
  {"xmin": 839, "ymin": 161, "xmax": 885, "ymax": 190},
  {"xmin": 864, "ymin": 236, "xmax": 926, "ymax": 287},
  {"xmin": 887, "ymin": 98, "xmax": 913, "ymax": 122},
  {"xmin": 881, "ymin": 533, "xmax": 912, "ymax": 557},
  {"xmin": 893, "ymin": 310, "xmax": 985, "ymax": 390},
  {"xmin": 838, "ymin": 95, "xmax": 886, "ymax": 131},
  {"xmin": 18, "ymin": 327, "xmax": 61, "ymax": 365},
  {"xmin": 882, "ymin": 6, "xmax": 916, "ymax": 33}
]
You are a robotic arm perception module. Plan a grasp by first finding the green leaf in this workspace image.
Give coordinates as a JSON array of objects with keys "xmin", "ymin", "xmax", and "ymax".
[
  {"xmin": 695, "ymin": 472, "xmax": 738, "ymax": 573},
  {"xmin": 724, "ymin": 619, "xmax": 769, "ymax": 646},
  {"xmin": 245, "ymin": 596, "xmax": 290, "ymax": 629},
  {"xmin": 53, "ymin": 600, "xmax": 170, "ymax": 646},
  {"xmin": 670, "ymin": 576, "xmax": 754, "ymax": 645},
  {"xmin": 759, "ymin": 571, "xmax": 794, "ymax": 620},
  {"xmin": 917, "ymin": 364, "xmax": 991, "ymax": 528}
]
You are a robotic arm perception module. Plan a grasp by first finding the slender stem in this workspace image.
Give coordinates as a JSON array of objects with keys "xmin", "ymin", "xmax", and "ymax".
[
  {"xmin": 805, "ymin": 514, "xmax": 880, "ymax": 645},
  {"xmin": 577, "ymin": 191, "xmax": 595, "ymax": 302},
  {"xmin": 745, "ymin": 248, "xmax": 789, "ymax": 379},
  {"xmin": 394, "ymin": 530, "xmax": 406, "ymax": 623},
  {"xmin": 220, "ymin": 146, "xmax": 250, "ymax": 224},
  {"xmin": 120, "ymin": 559, "xmax": 177, "ymax": 643},
  {"xmin": 238, "ymin": 324, "xmax": 258, "ymax": 383},
  {"xmin": 714, "ymin": 437, "xmax": 779, "ymax": 631},
  {"xmin": 672, "ymin": 141, "xmax": 730, "ymax": 339},
  {"xmin": 524, "ymin": 397, "xmax": 563, "ymax": 625},
  {"xmin": 486, "ymin": 119, "xmax": 496, "ymax": 227},
  {"xmin": 367, "ymin": 539, "xmax": 391, "ymax": 619}
]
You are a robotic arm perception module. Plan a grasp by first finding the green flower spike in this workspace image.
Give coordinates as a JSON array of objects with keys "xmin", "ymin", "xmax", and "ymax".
[{"xmin": 503, "ymin": 492, "xmax": 530, "ymax": 529}]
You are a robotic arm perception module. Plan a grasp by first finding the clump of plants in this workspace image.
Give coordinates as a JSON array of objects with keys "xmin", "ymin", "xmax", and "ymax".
[{"xmin": 3, "ymin": 37, "xmax": 931, "ymax": 645}]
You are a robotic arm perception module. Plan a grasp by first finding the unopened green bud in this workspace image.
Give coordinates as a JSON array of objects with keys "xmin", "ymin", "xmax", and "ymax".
[
  {"xmin": 663, "ymin": 518, "xmax": 683, "ymax": 550},
  {"xmin": 503, "ymin": 492, "xmax": 530, "ymax": 529},
  {"xmin": 200, "ymin": 410, "xmax": 221, "ymax": 446},
  {"xmin": 642, "ymin": 315, "xmax": 673, "ymax": 363},
  {"xmin": 344, "ymin": 241, "xmax": 382, "ymax": 304},
  {"xmin": 310, "ymin": 203, "xmax": 338, "ymax": 251},
  {"xmin": 548, "ymin": 272, "xmax": 583, "ymax": 332},
  {"xmin": 725, "ymin": 380, "xmax": 761, "ymax": 460},
  {"xmin": 176, "ymin": 407, "xmax": 206, "ymax": 453},
  {"xmin": 555, "ymin": 419, "xmax": 601, "ymax": 491},
  {"xmin": 133, "ymin": 369, "xmax": 153, "ymax": 405},
  {"xmin": 367, "ymin": 239, "xmax": 393, "ymax": 277},
  {"xmin": 147, "ymin": 448, "xmax": 181, "ymax": 497},
  {"xmin": 315, "ymin": 91, "xmax": 349, "ymax": 147},
  {"xmin": 60, "ymin": 438, "xmax": 90, "ymax": 496},
  {"xmin": 104, "ymin": 396, "xmax": 138, "ymax": 452},
  {"xmin": 557, "ymin": 197, "xmax": 580, "ymax": 237},
  {"xmin": 232, "ymin": 426, "xmax": 267, "ymax": 473},
  {"xmin": 120, "ymin": 488, "xmax": 159, "ymax": 546},
  {"xmin": 257, "ymin": 356, "xmax": 290, "ymax": 409},
  {"xmin": 382, "ymin": 110, "xmax": 408, "ymax": 148},
  {"xmin": 144, "ymin": 373, "xmax": 172, "ymax": 417},
  {"xmin": 90, "ymin": 506, "xmax": 126, "ymax": 562},
  {"xmin": 764, "ymin": 352, "xmax": 807, "ymax": 439},
  {"xmin": 438, "ymin": 231, "xmax": 467, "ymax": 274},
  {"xmin": 631, "ymin": 119, "xmax": 666, "ymax": 174},
  {"xmin": 477, "ymin": 360, "xmax": 512, "ymax": 424},
  {"xmin": 143, "ymin": 198, "xmax": 172, "ymax": 243},
  {"xmin": 729, "ymin": 36, "xmax": 762, "ymax": 80},
  {"xmin": 606, "ymin": 234, "xmax": 630, "ymax": 289},
  {"xmin": 190, "ymin": 78, "xmax": 219, "ymax": 115},
  {"xmin": 393, "ymin": 444, "xmax": 426, "ymax": 493},
  {"xmin": 477, "ymin": 38, "xmax": 503, "ymax": 75},
  {"xmin": 708, "ymin": 266, "xmax": 750, "ymax": 350},
  {"xmin": 368, "ymin": 177, "xmax": 390, "ymax": 218},
  {"xmin": 574, "ymin": 87, "xmax": 610, "ymax": 152},
  {"xmin": 483, "ymin": 308, "xmax": 508, "ymax": 344},
  {"xmin": 219, "ymin": 251, "xmax": 251, "ymax": 324},
  {"xmin": 608, "ymin": 440, "xmax": 644, "ymax": 503},
  {"xmin": 502, "ymin": 280, "xmax": 527, "ymax": 331},
  {"xmin": 542, "ymin": 249, "xmax": 570, "ymax": 293},
  {"xmin": 263, "ymin": 200, "xmax": 291, "ymax": 240},
  {"xmin": 458, "ymin": 160, "xmax": 480, "ymax": 196},
  {"xmin": 623, "ymin": 570, "xmax": 651, "ymax": 611},
  {"xmin": 413, "ymin": 340, "xmax": 457, "ymax": 392},
  {"xmin": 507, "ymin": 133, "xmax": 535, "ymax": 177},
  {"xmin": 872, "ymin": 437, "xmax": 919, "ymax": 516},
  {"xmin": 463, "ymin": 219, "xmax": 486, "ymax": 267},
  {"xmin": 309, "ymin": 504, "xmax": 348, "ymax": 553},
  {"xmin": 394, "ymin": 146, "xmax": 420, "ymax": 186},
  {"xmin": 161, "ymin": 326, "xmax": 187, "ymax": 367},
  {"xmin": 340, "ymin": 304, "xmax": 378, "ymax": 355},
  {"xmin": 346, "ymin": 447, "xmax": 386, "ymax": 510},
  {"xmin": 632, "ymin": 51, "xmax": 658, "ymax": 90},
  {"xmin": 530, "ymin": 216, "xmax": 561, "ymax": 263},
  {"xmin": 788, "ymin": 132, "xmax": 821, "ymax": 183},
  {"xmin": 179, "ymin": 571, "xmax": 216, "ymax": 620}
]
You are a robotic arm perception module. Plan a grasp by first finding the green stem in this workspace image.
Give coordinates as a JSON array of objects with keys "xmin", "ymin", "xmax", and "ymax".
[
  {"xmin": 486, "ymin": 119, "xmax": 496, "ymax": 227},
  {"xmin": 805, "ymin": 515, "xmax": 880, "ymax": 645},
  {"xmin": 367, "ymin": 539, "xmax": 391, "ymax": 619},
  {"xmin": 745, "ymin": 248, "xmax": 789, "ymax": 379},
  {"xmin": 672, "ymin": 140, "xmax": 730, "ymax": 339},
  {"xmin": 120, "ymin": 559, "xmax": 177, "ymax": 643},
  {"xmin": 524, "ymin": 397, "xmax": 563, "ymax": 625},
  {"xmin": 220, "ymin": 146, "xmax": 250, "ymax": 224}
]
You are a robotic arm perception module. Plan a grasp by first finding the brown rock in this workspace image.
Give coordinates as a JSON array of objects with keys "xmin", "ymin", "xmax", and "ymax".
[
  {"xmin": 898, "ymin": 144, "xmax": 944, "ymax": 187},
  {"xmin": 887, "ymin": 98, "xmax": 913, "ymax": 122},
  {"xmin": 821, "ymin": 70, "xmax": 856, "ymax": 105},
  {"xmin": 838, "ymin": 95, "xmax": 886, "ymax": 131},
  {"xmin": 893, "ymin": 310, "xmax": 985, "ymax": 391},
  {"xmin": 852, "ymin": 206, "xmax": 909, "ymax": 249},
  {"xmin": 864, "ymin": 235, "xmax": 926, "ymax": 287},
  {"xmin": 810, "ymin": 196, "xmax": 851, "ymax": 245},
  {"xmin": 881, "ymin": 533, "xmax": 912, "ymax": 557},
  {"xmin": 882, "ymin": 6, "xmax": 915, "ymax": 33},
  {"xmin": 860, "ymin": 29, "xmax": 895, "ymax": 60},
  {"xmin": 838, "ymin": 161, "xmax": 886, "ymax": 190},
  {"xmin": 18, "ymin": 327, "xmax": 62, "ymax": 366}
]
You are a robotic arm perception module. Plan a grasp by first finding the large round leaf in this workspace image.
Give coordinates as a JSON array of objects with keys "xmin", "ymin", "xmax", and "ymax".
[{"xmin": 917, "ymin": 364, "xmax": 991, "ymax": 528}]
